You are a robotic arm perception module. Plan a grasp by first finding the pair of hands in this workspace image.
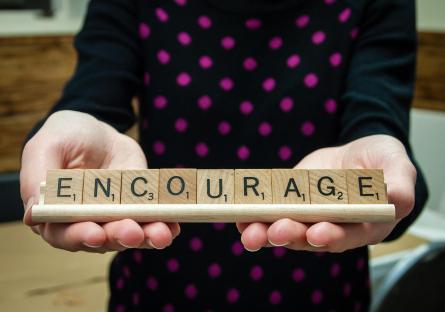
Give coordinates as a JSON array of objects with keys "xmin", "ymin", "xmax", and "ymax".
[{"xmin": 21, "ymin": 110, "xmax": 416, "ymax": 253}]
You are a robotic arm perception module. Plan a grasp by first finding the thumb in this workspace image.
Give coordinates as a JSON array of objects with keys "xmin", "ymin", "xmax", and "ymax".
[{"xmin": 20, "ymin": 136, "xmax": 63, "ymax": 226}]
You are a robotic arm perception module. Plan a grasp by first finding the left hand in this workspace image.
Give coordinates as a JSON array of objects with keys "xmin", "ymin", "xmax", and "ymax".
[{"xmin": 236, "ymin": 134, "xmax": 417, "ymax": 253}]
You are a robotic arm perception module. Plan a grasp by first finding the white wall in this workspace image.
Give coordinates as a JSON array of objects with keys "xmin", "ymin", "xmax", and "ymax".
[
  {"xmin": 410, "ymin": 110, "xmax": 445, "ymax": 214},
  {"xmin": 416, "ymin": 0, "xmax": 445, "ymax": 31}
]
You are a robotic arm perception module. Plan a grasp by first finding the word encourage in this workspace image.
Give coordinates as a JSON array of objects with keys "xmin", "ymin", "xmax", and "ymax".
[{"xmin": 44, "ymin": 169, "xmax": 387, "ymax": 205}]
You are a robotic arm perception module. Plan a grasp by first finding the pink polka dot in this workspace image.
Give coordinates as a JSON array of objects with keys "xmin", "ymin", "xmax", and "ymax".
[
  {"xmin": 146, "ymin": 276, "xmax": 158, "ymax": 290},
  {"xmin": 175, "ymin": 118, "xmax": 188, "ymax": 132},
  {"xmin": 174, "ymin": 0, "xmax": 186, "ymax": 6},
  {"xmin": 301, "ymin": 121, "xmax": 315, "ymax": 136},
  {"xmin": 278, "ymin": 146, "xmax": 292, "ymax": 161},
  {"xmin": 312, "ymin": 31, "xmax": 326, "ymax": 45},
  {"xmin": 185, "ymin": 283, "xmax": 198, "ymax": 299},
  {"xmin": 132, "ymin": 292, "xmax": 140, "ymax": 306},
  {"xmin": 208, "ymin": 262, "xmax": 221, "ymax": 278},
  {"xmin": 198, "ymin": 15, "xmax": 212, "ymax": 29},
  {"xmin": 240, "ymin": 101, "xmax": 253, "ymax": 115},
  {"xmin": 133, "ymin": 250, "xmax": 142, "ymax": 263},
  {"xmin": 154, "ymin": 95, "xmax": 167, "ymax": 109},
  {"xmin": 157, "ymin": 49, "xmax": 170, "ymax": 64},
  {"xmin": 237, "ymin": 145, "xmax": 250, "ymax": 161},
  {"xmin": 116, "ymin": 277, "xmax": 124, "ymax": 290},
  {"xmin": 330, "ymin": 52, "xmax": 342, "ymax": 67},
  {"xmin": 227, "ymin": 288, "xmax": 240, "ymax": 303},
  {"xmin": 344, "ymin": 283, "xmax": 352, "ymax": 297},
  {"xmin": 143, "ymin": 72, "xmax": 150, "ymax": 86},
  {"xmin": 189, "ymin": 237, "xmax": 203, "ymax": 251},
  {"xmin": 295, "ymin": 15, "xmax": 310, "ymax": 28},
  {"xmin": 269, "ymin": 290, "xmax": 282, "ymax": 305},
  {"xmin": 287, "ymin": 54, "xmax": 301, "ymax": 68},
  {"xmin": 243, "ymin": 57, "xmax": 257, "ymax": 71},
  {"xmin": 139, "ymin": 23, "xmax": 150, "ymax": 39},
  {"xmin": 142, "ymin": 118, "xmax": 149, "ymax": 130},
  {"xmin": 273, "ymin": 246, "xmax": 287, "ymax": 258},
  {"xmin": 166, "ymin": 258, "xmax": 179, "ymax": 272},
  {"xmin": 195, "ymin": 142, "xmax": 209, "ymax": 157},
  {"xmin": 339, "ymin": 8, "xmax": 352, "ymax": 23},
  {"xmin": 213, "ymin": 222, "xmax": 225, "ymax": 230},
  {"xmin": 292, "ymin": 268, "xmax": 305, "ymax": 282},
  {"xmin": 163, "ymin": 303, "xmax": 175, "ymax": 312},
  {"xmin": 218, "ymin": 121, "xmax": 231, "ymax": 135},
  {"xmin": 245, "ymin": 18, "xmax": 262, "ymax": 30},
  {"xmin": 232, "ymin": 241, "xmax": 244, "ymax": 256},
  {"xmin": 219, "ymin": 77, "xmax": 234, "ymax": 91},
  {"xmin": 123, "ymin": 266, "xmax": 131, "ymax": 278},
  {"xmin": 258, "ymin": 122, "xmax": 272, "ymax": 136},
  {"xmin": 115, "ymin": 304, "xmax": 125, "ymax": 312},
  {"xmin": 155, "ymin": 8, "xmax": 169, "ymax": 23},
  {"xmin": 311, "ymin": 290, "xmax": 323, "ymax": 304},
  {"xmin": 304, "ymin": 73, "xmax": 319, "ymax": 88},
  {"xmin": 356, "ymin": 257, "xmax": 365, "ymax": 271},
  {"xmin": 325, "ymin": 0, "xmax": 336, "ymax": 4},
  {"xmin": 221, "ymin": 36, "xmax": 235, "ymax": 50},
  {"xmin": 199, "ymin": 55, "xmax": 213, "ymax": 69},
  {"xmin": 325, "ymin": 98, "xmax": 337, "ymax": 113},
  {"xmin": 330, "ymin": 263, "xmax": 341, "ymax": 277},
  {"xmin": 280, "ymin": 97, "xmax": 294, "ymax": 112},
  {"xmin": 153, "ymin": 140, "xmax": 166, "ymax": 155},
  {"xmin": 250, "ymin": 265, "xmax": 263, "ymax": 281},
  {"xmin": 177, "ymin": 72, "xmax": 191, "ymax": 86},
  {"xmin": 262, "ymin": 77, "xmax": 276, "ymax": 92},
  {"xmin": 350, "ymin": 27, "xmax": 360, "ymax": 39},
  {"xmin": 269, "ymin": 36, "xmax": 283, "ymax": 50},
  {"xmin": 177, "ymin": 32, "xmax": 192, "ymax": 46},
  {"xmin": 198, "ymin": 95, "xmax": 212, "ymax": 110}
]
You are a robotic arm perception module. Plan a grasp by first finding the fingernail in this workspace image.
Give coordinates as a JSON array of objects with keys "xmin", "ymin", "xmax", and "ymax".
[
  {"xmin": 147, "ymin": 239, "xmax": 163, "ymax": 250},
  {"xmin": 245, "ymin": 246, "xmax": 261, "ymax": 252},
  {"xmin": 83, "ymin": 242, "xmax": 103, "ymax": 248},
  {"xmin": 117, "ymin": 240, "xmax": 136, "ymax": 249},
  {"xmin": 307, "ymin": 240, "xmax": 326, "ymax": 248},
  {"xmin": 268, "ymin": 239, "xmax": 289, "ymax": 247},
  {"xmin": 23, "ymin": 197, "xmax": 35, "ymax": 224}
]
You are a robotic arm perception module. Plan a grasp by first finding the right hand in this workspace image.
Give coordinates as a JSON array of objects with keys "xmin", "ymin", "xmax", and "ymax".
[{"xmin": 21, "ymin": 110, "xmax": 180, "ymax": 253}]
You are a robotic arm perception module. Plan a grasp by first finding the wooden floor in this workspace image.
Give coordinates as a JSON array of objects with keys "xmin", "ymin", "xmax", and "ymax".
[{"xmin": 0, "ymin": 221, "xmax": 428, "ymax": 311}]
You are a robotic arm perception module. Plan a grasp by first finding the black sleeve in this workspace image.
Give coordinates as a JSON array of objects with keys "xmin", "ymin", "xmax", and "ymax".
[
  {"xmin": 337, "ymin": 0, "xmax": 428, "ymax": 241},
  {"xmin": 29, "ymin": 0, "xmax": 142, "ymax": 135}
]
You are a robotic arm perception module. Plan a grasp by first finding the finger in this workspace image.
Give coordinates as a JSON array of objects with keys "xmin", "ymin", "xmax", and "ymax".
[
  {"xmin": 39, "ymin": 222, "xmax": 106, "ymax": 252},
  {"xmin": 384, "ymin": 158, "xmax": 416, "ymax": 219},
  {"xmin": 167, "ymin": 222, "xmax": 181, "ymax": 238},
  {"xmin": 267, "ymin": 218, "xmax": 310, "ymax": 250},
  {"xmin": 102, "ymin": 219, "xmax": 145, "ymax": 250},
  {"xmin": 236, "ymin": 222, "xmax": 249, "ymax": 234},
  {"xmin": 142, "ymin": 222, "xmax": 175, "ymax": 249},
  {"xmin": 306, "ymin": 221, "xmax": 394, "ymax": 253},
  {"xmin": 240, "ymin": 222, "xmax": 269, "ymax": 252},
  {"xmin": 20, "ymin": 137, "xmax": 63, "ymax": 226}
]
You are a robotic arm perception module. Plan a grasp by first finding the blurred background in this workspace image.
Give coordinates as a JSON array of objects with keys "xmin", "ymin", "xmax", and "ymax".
[{"xmin": 0, "ymin": 0, "xmax": 444, "ymax": 311}]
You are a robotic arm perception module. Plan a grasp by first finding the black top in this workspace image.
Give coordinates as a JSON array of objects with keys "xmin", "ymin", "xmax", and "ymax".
[{"xmin": 32, "ymin": 0, "xmax": 428, "ymax": 310}]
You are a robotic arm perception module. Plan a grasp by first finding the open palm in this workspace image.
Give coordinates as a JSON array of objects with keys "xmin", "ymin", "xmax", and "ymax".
[{"xmin": 237, "ymin": 135, "xmax": 416, "ymax": 252}]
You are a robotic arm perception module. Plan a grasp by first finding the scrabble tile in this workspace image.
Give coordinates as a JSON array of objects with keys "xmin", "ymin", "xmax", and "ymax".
[
  {"xmin": 197, "ymin": 169, "xmax": 234, "ymax": 204},
  {"xmin": 272, "ymin": 169, "xmax": 310, "ymax": 204},
  {"xmin": 347, "ymin": 169, "xmax": 387, "ymax": 204},
  {"xmin": 44, "ymin": 169, "xmax": 84, "ymax": 204},
  {"xmin": 159, "ymin": 169, "xmax": 197, "ymax": 204},
  {"xmin": 309, "ymin": 170, "xmax": 348, "ymax": 204},
  {"xmin": 83, "ymin": 170, "xmax": 122, "ymax": 204},
  {"xmin": 235, "ymin": 169, "xmax": 272, "ymax": 204},
  {"xmin": 121, "ymin": 169, "xmax": 159, "ymax": 204}
]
